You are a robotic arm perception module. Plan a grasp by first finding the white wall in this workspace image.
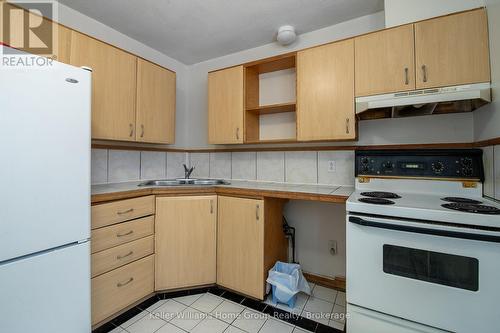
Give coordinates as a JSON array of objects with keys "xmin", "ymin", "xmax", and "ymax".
[
  {"xmin": 42, "ymin": 1, "xmax": 191, "ymax": 147},
  {"xmin": 384, "ymin": 0, "xmax": 484, "ymax": 27},
  {"xmin": 474, "ymin": 0, "xmax": 500, "ymax": 141},
  {"xmin": 284, "ymin": 201, "xmax": 346, "ymax": 278}
]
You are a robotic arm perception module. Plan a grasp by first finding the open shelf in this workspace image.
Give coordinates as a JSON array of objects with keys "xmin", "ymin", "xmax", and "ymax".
[{"xmin": 246, "ymin": 102, "xmax": 296, "ymax": 115}]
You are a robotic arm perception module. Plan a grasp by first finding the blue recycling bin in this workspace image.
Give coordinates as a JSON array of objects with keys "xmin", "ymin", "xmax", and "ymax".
[{"xmin": 266, "ymin": 262, "xmax": 311, "ymax": 308}]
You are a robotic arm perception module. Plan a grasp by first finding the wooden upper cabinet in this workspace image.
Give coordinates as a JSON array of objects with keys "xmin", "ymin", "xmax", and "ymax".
[
  {"xmin": 155, "ymin": 196, "xmax": 217, "ymax": 290},
  {"xmin": 69, "ymin": 31, "xmax": 137, "ymax": 141},
  {"xmin": 208, "ymin": 66, "xmax": 244, "ymax": 144},
  {"xmin": 355, "ymin": 25, "xmax": 415, "ymax": 96},
  {"xmin": 136, "ymin": 59, "xmax": 176, "ymax": 144},
  {"xmin": 415, "ymin": 9, "xmax": 490, "ymax": 89},
  {"xmin": 297, "ymin": 39, "xmax": 355, "ymax": 141}
]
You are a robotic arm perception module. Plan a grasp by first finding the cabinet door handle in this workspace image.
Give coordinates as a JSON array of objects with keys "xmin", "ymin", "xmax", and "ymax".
[
  {"xmin": 346, "ymin": 118, "xmax": 350, "ymax": 134},
  {"xmin": 117, "ymin": 251, "xmax": 133, "ymax": 260},
  {"xmin": 116, "ymin": 230, "xmax": 134, "ymax": 237},
  {"xmin": 256, "ymin": 204, "xmax": 260, "ymax": 221},
  {"xmin": 129, "ymin": 123, "xmax": 134, "ymax": 137},
  {"xmin": 236, "ymin": 127, "xmax": 240, "ymax": 140},
  {"xmin": 404, "ymin": 67, "xmax": 409, "ymax": 85},
  {"xmin": 421, "ymin": 65, "xmax": 428, "ymax": 83},
  {"xmin": 140, "ymin": 124, "xmax": 145, "ymax": 138},
  {"xmin": 210, "ymin": 200, "xmax": 214, "ymax": 214},
  {"xmin": 117, "ymin": 277, "xmax": 134, "ymax": 287},
  {"xmin": 117, "ymin": 208, "xmax": 134, "ymax": 215}
]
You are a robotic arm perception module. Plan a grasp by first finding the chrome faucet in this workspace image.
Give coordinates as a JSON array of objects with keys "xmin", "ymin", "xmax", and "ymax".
[{"xmin": 183, "ymin": 164, "xmax": 195, "ymax": 179}]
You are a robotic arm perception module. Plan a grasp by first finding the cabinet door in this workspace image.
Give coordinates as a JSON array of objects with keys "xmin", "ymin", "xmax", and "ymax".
[
  {"xmin": 208, "ymin": 66, "xmax": 244, "ymax": 144},
  {"xmin": 415, "ymin": 9, "xmax": 490, "ymax": 89},
  {"xmin": 217, "ymin": 196, "xmax": 264, "ymax": 299},
  {"xmin": 70, "ymin": 31, "xmax": 137, "ymax": 141},
  {"xmin": 297, "ymin": 39, "xmax": 355, "ymax": 141},
  {"xmin": 155, "ymin": 196, "xmax": 217, "ymax": 290},
  {"xmin": 355, "ymin": 25, "xmax": 415, "ymax": 96},
  {"xmin": 136, "ymin": 59, "xmax": 176, "ymax": 144}
]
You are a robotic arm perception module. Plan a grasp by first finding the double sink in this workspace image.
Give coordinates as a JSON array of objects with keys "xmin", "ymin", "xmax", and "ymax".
[{"xmin": 139, "ymin": 179, "xmax": 230, "ymax": 187}]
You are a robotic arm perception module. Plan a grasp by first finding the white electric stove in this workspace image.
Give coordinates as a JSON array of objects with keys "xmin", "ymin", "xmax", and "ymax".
[{"xmin": 346, "ymin": 149, "xmax": 500, "ymax": 333}]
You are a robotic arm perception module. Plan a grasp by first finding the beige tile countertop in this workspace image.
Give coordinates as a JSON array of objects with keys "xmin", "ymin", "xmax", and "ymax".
[{"xmin": 91, "ymin": 180, "xmax": 354, "ymax": 204}]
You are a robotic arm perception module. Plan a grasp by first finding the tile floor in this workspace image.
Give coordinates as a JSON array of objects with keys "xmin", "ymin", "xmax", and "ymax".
[{"xmin": 94, "ymin": 284, "xmax": 346, "ymax": 333}]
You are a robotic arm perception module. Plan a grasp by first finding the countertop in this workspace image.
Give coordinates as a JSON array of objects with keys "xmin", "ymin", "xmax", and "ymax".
[{"xmin": 91, "ymin": 180, "xmax": 354, "ymax": 204}]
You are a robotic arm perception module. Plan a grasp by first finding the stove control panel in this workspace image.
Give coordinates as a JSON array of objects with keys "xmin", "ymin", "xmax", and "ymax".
[{"xmin": 355, "ymin": 149, "xmax": 484, "ymax": 181}]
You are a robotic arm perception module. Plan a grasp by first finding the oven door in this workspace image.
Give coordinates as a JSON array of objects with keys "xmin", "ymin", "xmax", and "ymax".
[{"xmin": 347, "ymin": 213, "xmax": 500, "ymax": 333}]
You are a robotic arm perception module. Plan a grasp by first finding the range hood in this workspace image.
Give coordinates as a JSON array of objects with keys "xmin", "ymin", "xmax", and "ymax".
[{"xmin": 355, "ymin": 83, "xmax": 491, "ymax": 120}]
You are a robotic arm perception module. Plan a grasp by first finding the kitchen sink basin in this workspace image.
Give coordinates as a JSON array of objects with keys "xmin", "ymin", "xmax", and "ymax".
[{"xmin": 139, "ymin": 179, "xmax": 229, "ymax": 186}]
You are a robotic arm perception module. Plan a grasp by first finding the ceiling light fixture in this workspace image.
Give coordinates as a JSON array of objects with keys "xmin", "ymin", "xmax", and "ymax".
[{"xmin": 276, "ymin": 25, "xmax": 296, "ymax": 46}]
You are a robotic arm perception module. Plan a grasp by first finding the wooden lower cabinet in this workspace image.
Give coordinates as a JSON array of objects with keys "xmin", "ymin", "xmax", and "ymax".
[
  {"xmin": 92, "ymin": 255, "xmax": 154, "ymax": 325},
  {"xmin": 217, "ymin": 196, "xmax": 287, "ymax": 300},
  {"xmin": 155, "ymin": 196, "xmax": 217, "ymax": 290}
]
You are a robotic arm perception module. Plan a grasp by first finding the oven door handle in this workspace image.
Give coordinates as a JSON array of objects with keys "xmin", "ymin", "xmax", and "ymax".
[{"xmin": 349, "ymin": 216, "xmax": 500, "ymax": 243}]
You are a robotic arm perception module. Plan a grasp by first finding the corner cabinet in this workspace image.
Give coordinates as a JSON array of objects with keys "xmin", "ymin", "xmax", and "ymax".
[
  {"xmin": 69, "ymin": 31, "xmax": 138, "ymax": 141},
  {"xmin": 136, "ymin": 59, "xmax": 176, "ymax": 144},
  {"xmin": 297, "ymin": 39, "xmax": 356, "ymax": 141},
  {"xmin": 355, "ymin": 24, "xmax": 416, "ymax": 96},
  {"xmin": 155, "ymin": 196, "xmax": 217, "ymax": 290},
  {"xmin": 208, "ymin": 66, "xmax": 244, "ymax": 144},
  {"xmin": 217, "ymin": 196, "xmax": 287, "ymax": 300},
  {"xmin": 414, "ymin": 8, "xmax": 490, "ymax": 89}
]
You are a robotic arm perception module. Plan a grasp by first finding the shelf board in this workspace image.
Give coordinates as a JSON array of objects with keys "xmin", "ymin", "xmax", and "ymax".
[
  {"xmin": 244, "ymin": 138, "xmax": 297, "ymax": 144},
  {"xmin": 244, "ymin": 53, "xmax": 296, "ymax": 74},
  {"xmin": 246, "ymin": 102, "xmax": 296, "ymax": 115}
]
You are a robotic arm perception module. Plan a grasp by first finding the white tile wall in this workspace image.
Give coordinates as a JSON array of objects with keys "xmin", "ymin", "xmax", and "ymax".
[
  {"xmin": 108, "ymin": 150, "xmax": 141, "ymax": 183},
  {"xmin": 189, "ymin": 153, "xmax": 209, "ymax": 178},
  {"xmin": 232, "ymin": 152, "xmax": 257, "ymax": 180},
  {"xmin": 257, "ymin": 152, "xmax": 285, "ymax": 182},
  {"xmin": 483, "ymin": 146, "xmax": 495, "ymax": 198},
  {"xmin": 91, "ymin": 149, "xmax": 108, "ymax": 184},
  {"xmin": 495, "ymin": 146, "xmax": 500, "ymax": 200},
  {"xmin": 166, "ymin": 152, "xmax": 188, "ymax": 179},
  {"xmin": 209, "ymin": 153, "xmax": 231, "ymax": 179},
  {"xmin": 318, "ymin": 151, "xmax": 355, "ymax": 186},
  {"xmin": 285, "ymin": 152, "xmax": 318, "ymax": 184},
  {"xmin": 140, "ymin": 151, "xmax": 166, "ymax": 180},
  {"xmin": 92, "ymin": 149, "xmax": 357, "ymax": 186}
]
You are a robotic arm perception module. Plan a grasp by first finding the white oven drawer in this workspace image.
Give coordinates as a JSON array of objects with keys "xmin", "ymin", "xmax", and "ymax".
[
  {"xmin": 347, "ymin": 214, "xmax": 500, "ymax": 333},
  {"xmin": 347, "ymin": 304, "xmax": 446, "ymax": 333}
]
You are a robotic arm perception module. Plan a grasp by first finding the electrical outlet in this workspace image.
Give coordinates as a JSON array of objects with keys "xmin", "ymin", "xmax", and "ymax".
[
  {"xmin": 328, "ymin": 240, "xmax": 337, "ymax": 255},
  {"xmin": 328, "ymin": 160, "xmax": 336, "ymax": 173}
]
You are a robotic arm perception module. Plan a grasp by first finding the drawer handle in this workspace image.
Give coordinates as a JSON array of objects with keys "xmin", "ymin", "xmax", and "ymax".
[
  {"xmin": 117, "ymin": 277, "xmax": 134, "ymax": 288},
  {"xmin": 404, "ymin": 67, "xmax": 409, "ymax": 85},
  {"xmin": 117, "ymin": 251, "xmax": 134, "ymax": 260},
  {"xmin": 116, "ymin": 230, "xmax": 134, "ymax": 237},
  {"xmin": 117, "ymin": 208, "xmax": 134, "ymax": 215},
  {"xmin": 256, "ymin": 204, "xmax": 260, "ymax": 221}
]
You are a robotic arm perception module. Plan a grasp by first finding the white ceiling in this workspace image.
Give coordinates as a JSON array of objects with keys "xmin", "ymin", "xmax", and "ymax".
[{"xmin": 57, "ymin": 0, "xmax": 384, "ymax": 64}]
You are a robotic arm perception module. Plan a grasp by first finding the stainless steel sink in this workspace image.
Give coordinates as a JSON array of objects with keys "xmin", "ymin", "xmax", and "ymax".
[{"xmin": 139, "ymin": 179, "xmax": 229, "ymax": 187}]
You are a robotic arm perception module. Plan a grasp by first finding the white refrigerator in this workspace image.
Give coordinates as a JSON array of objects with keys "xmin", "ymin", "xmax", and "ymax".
[{"xmin": 0, "ymin": 47, "xmax": 92, "ymax": 332}]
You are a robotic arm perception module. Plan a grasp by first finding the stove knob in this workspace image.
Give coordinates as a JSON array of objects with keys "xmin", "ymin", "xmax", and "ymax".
[
  {"xmin": 462, "ymin": 167, "xmax": 473, "ymax": 177},
  {"xmin": 361, "ymin": 157, "xmax": 369, "ymax": 165},
  {"xmin": 383, "ymin": 161, "xmax": 393, "ymax": 170},
  {"xmin": 462, "ymin": 157, "xmax": 473, "ymax": 167},
  {"xmin": 432, "ymin": 162, "xmax": 444, "ymax": 174}
]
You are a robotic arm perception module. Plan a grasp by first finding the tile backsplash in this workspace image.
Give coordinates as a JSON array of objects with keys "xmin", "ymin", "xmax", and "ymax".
[
  {"xmin": 482, "ymin": 145, "xmax": 500, "ymax": 200},
  {"xmin": 91, "ymin": 149, "xmax": 355, "ymax": 186}
]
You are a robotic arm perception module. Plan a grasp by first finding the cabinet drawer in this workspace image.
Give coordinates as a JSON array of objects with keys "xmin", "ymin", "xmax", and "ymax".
[
  {"xmin": 92, "ymin": 196, "xmax": 155, "ymax": 229},
  {"xmin": 91, "ymin": 215, "xmax": 154, "ymax": 253},
  {"xmin": 92, "ymin": 255, "xmax": 154, "ymax": 325},
  {"xmin": 92, "ymin": 236, "xmax": 154, "ymax": 277}
]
